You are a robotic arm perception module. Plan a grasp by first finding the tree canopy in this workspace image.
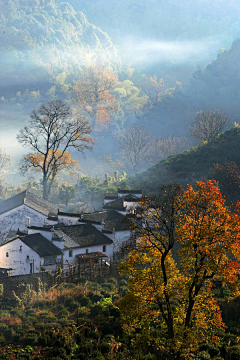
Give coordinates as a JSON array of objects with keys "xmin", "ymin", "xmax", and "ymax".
[
  {"xmin": 189, "ymin": 109, "xmax": 230, "ymax": 143},
  {"xmin": 119, "ymin": 180, "xmax": 240, "ymax": 359},
  {"xmin": 17, "ymin": 100, "xmax": 94, "ymax": 199}
]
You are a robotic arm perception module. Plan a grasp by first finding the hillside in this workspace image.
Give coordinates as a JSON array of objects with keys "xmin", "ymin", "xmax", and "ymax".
[
  {"xmin": 141, "ymin": 39, "xmax": 240, "ymax": 138},
  {"xmin": 129, "ymin": 126, "xmax": 240, "ymax": 195},
  {"xmin": 0, "ymin": 0, "xmax": 119, "ymax": 98}
]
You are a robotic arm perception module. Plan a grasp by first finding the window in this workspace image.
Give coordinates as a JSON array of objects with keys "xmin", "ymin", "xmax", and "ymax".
[
  {"xmin": 6, "ymin": 252, "xmax": 8, "ymax": 257},
  {"xmin": 69, "ymin": 250, "xmax": 73, "ymax": 257},
  {"xmin": 19, "ymin": 246, "xmax": 22, "ymax": 251},
  {"xmin": 103, "ymin": 245, "xmax": 106, "ymax": 252},
  {"xmin": 26, "ymin": 255, "xmax": 29, "ymax": 260},
  {"xmin": 86, "ymin": 249, "xmax": 89, "ymax": 254}
]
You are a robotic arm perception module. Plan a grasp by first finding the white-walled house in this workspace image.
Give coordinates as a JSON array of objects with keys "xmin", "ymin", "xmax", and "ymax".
[
  {"xmin": 103, "ymin": 190, "xmax": 143, "ymax": 215},
  {"xmin": 0, "ymin": 222, "xmax": 113, "ymax": 276},
  {"xmin": 0, "ymin": 233, "xmax": 62, "ymax": 276},
  {"xmin": 0, "ymin": 190, "xmax": 58, "ymax": 243},
  {"xmin": 54, "ymin": 224, "xmax": 113, "ymax": 265},
  {"xmin": 79, "ymin": 210, "xmax": 133, "ymax": 254}
]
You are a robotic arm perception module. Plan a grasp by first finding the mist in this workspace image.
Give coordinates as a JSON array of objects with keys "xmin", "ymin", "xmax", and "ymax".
[{"xmin": 118, "ymin": 36, "xmax": 224, "ymax": 66}]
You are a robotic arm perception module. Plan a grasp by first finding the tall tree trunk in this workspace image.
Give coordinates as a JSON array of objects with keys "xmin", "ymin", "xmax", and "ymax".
[{"xmin": 42, "ymin": 176, "xmax": 48, "ymax": 200}]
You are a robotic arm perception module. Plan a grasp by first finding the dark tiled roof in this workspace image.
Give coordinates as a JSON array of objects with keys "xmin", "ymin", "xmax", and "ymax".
[
  {"xmin": 58, "ymin": 211, "xmax": 81, "ymax": 218},
  {"xmin": 81, "ymin": 210, "xmax": 130, "ymax": 232},
  {"xmin": 47, "ymin": 215, "xmax": 58, "ymax": 221},
  {"xmin": 104, "ymin": 195, "xmax": 118, "ymax": 200},
  {"xmin": 54, "ymin": 224, "xmax": 113, "ymax": 250},
  {"xmin": 0, "ymin": 190, "xmax": 58, "ymax": 216},
  {"xmin": 122, "ymin": 194, "xmax": 142, "ymax": 202},
  {"xmin": 28, "ymin": 225, "xmax": 53, "ymax": 232},
  {"xmin": 20, "ymin": 233, "xmax": 62, "ymax": 257},
  {"xmin": 102, "ymin": 203, "xmax": 127, "ymax": 212},
  {"xmin": 118, "ymin": 189, "xmax": 142, "ymax": 194}
]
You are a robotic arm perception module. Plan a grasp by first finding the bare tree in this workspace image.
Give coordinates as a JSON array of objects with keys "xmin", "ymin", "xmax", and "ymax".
[
  {"xmin": 118, "ymin": 125, "xmax": 152, "ymax": 173},
  {"xmin": 0, "ymin": 149, "xmax": 10, "ymax": 198},
  {"xmin": 189, "ymin": 109, "xmax": 230, "ymax": 142},
  {"xmin": 17, "ymin": 100, "xmax": 94, "ymax": 200},
  {"xmin": 148, "ymin": 135, "xmax": 191, "ymax": 165}
]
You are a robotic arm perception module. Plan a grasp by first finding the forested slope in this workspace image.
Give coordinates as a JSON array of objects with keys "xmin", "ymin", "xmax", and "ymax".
[
  {"xmin": 0, "ymin": 0, "xmax": 119, "ymax": 98},
  {"xmin": 129, "ymin": 126, "xmax": 240, "ymax": 198}
]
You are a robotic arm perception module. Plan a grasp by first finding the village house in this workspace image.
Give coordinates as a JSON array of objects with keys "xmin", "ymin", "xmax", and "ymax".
[
  {"xmin": 0, "ymin": 233, "xmax": 62, "ymax": 276},
  {"xmin": 0, "ymin": 190, "xmax": 58, "ymax": 243},
  {"xmin": 0, "ymin": 189, "xmax": 139, "ymax": 276},
  {"xmin": 0, "ymin": 222, "xmax": 113, "ymax": 276},
  {"xmin": 103, "ymin": 189, "xmax": 142, "ymax": 214}
]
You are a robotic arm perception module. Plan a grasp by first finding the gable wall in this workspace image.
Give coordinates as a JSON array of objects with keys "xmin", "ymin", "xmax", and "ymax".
[
  {"xmin": 0, "ymin": 238, "xmax": 42, "ymax": 276},
  {"xmin": 0, "ymin": 205, "xmax": 47, "ymax": 243},
  {"xmin": 103, "ymin": 230, "xmax": 132, "ymax": 253}
]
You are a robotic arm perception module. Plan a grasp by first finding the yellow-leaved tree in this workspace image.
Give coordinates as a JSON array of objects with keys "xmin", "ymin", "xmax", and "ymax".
[
  {"xmin": 72, "ymin": 65, "xmax": 118, "ymax": 129},
  {"xmin": 119, "ymin": 181, "xmax": 240, "ymax": 359}
]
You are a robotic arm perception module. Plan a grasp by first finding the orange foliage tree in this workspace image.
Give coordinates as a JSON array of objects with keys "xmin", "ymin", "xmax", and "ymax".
[
  {"xmin": 119, "ymin": 181, "xmax": 240, "ymax": 359},
  {"xmin": 18, "ymin": 100, "xmax": 94, "ymax": 200},
  {"xmin": 72, "ymin": 65, "xmax": 118, "ymax": 129},
  {"xmin": 141, "ymin": 74, "xmax": 164, "ymax": 105}
]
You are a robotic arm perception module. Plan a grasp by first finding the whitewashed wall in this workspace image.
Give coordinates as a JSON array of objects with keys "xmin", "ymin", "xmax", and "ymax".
[
  {"xmin": 63, "ymin": 243, "xmax": 113, "ymax": 265},
  {"xmin": 103, "ymin": 230, "xmax": 132, "ymax": 252},
  {"xmin": 0, "ymin": 238, "xmax": 62, "ymax": 276},
  {"xmin": 0, "ymin": 238, "xmax": 42, "ymax": 276},
  {"xmin": 0, "ymin": 205, "xmax": 47, "ymax": 243}
]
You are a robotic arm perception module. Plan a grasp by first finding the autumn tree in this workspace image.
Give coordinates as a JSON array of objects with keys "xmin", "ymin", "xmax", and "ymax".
[
  {"xmin": 72, "ymin": 65, "xmax": 119, "ymax": 129},
  {"xmin": 189, "ymin": 109, "xmax": 230, "ymax": 142},
  {"xmin": 17, "ymin": 100, "xmax": 94, "ymax": 200},
  {"xmin": 119, "ymin": 181, "xmax": 240, "ymax": 359},
  {"xmin": 141, "ymin": 74, "xmax": 164, "ymax": 105},
  {"xmin": 117, "ymin": 125, "xmax": 152, "ymax": 173}
]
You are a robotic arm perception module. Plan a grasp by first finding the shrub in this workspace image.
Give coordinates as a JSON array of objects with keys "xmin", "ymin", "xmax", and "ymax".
[
  {"xmin": 79, "ymin": 296, "xmax": 91, "ymax": 307},
  {"xmin": 90, "ymin": 305, "xmax": 103, "ymax": 318},
  {"xmin": 57, "ymin": 309, "xmax": 70, "ymax": 319},
  {"xmin": 92, "ymin": 294, "xmax": 103, "ymax": 303},
  {"xmin": 105, "ymin": 277, "xmax": 118, "ymax": 285},
  {"xmin": 197, "ymin": 351, "xmax": 211, "ymax": 360},
  {"xmin": 101, "ymin": 283, "xmax": 115, "ymax": 291},
  {"xmin": 208, "ymin": 345, "xmax": 219, "ymax": 357}
]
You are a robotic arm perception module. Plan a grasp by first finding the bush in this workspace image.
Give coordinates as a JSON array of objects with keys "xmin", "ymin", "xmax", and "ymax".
[
  {"xmin": 208, "ymin": 346, "xmax": 219, "ymax": 357},
  {"xmin": 101, "ymin": 283, "xmax": 116, "ymax": 291},
  {"xmin": 57, "ymin": 309, "xmax": 70, "ymax": 319},
  {"xmin": 104, "ymin": 277, "xmax": 118, "ymax": 285},
  {"xmin": 79, "ymin": 296, "xmax": 91, "ymax": 307},
  {"xmin": 197, "ymin": 351, "xmax": 210, "ymax": 360},
  {"xmin": 92, "ymin": 294, "xmax": 103, "ymax": 303},
  {"xmin": 90, "ymin": 305, "xmax": 103, "ymax": 318}
]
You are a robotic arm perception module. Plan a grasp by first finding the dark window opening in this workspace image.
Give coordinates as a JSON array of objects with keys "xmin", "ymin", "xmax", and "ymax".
[
  {"xmin": 6, "ymin": 252, "xmax": 8, "ymax": 257},
  {"xmin": 69, "ymin": 250, "xmax": 73, "ymax": 257},
  {"xmin": 86, "ymin": 249, "xmax": 89, "ymax": 254},
  {"xmin": 103, "ymin": 245, "xmax": 106, "ymax": 252}
]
